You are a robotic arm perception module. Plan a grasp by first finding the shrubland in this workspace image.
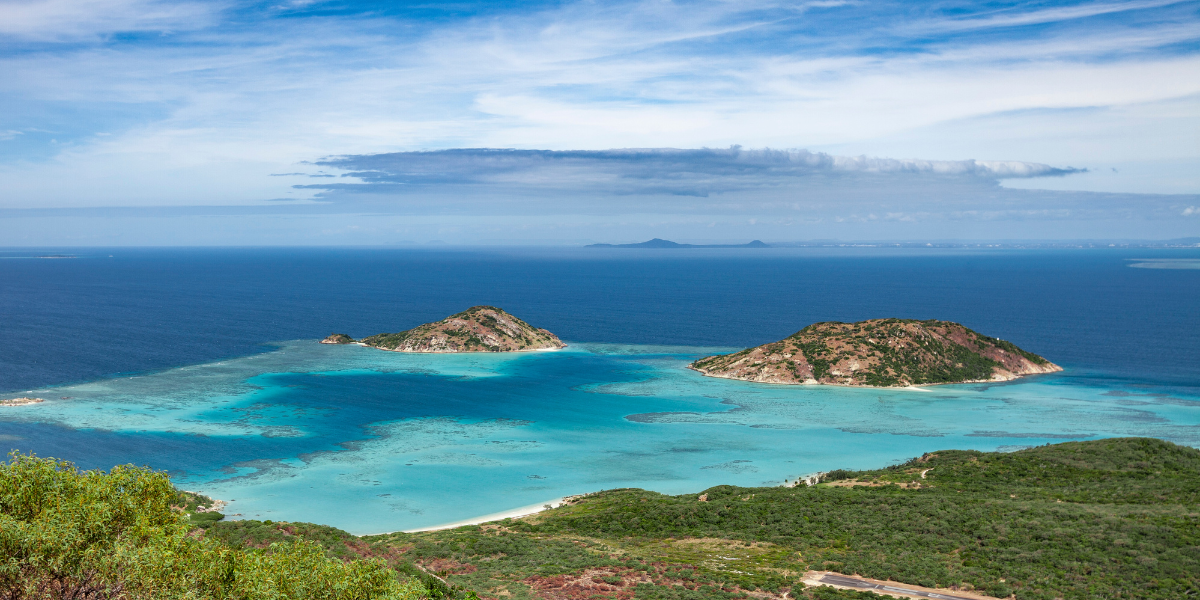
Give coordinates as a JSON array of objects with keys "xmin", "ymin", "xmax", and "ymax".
[{"xmin": 3, "ymin": 438, "xmax": 1197, "ymax": 600}]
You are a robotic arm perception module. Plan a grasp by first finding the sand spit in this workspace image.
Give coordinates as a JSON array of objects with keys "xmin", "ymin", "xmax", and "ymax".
[{"xmin": 1, "ymin": 397, "xmax": 44, "ymax": 407}]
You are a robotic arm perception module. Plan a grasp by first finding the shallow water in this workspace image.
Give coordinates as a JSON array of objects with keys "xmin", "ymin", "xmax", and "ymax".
[{"xmin": 3, "ymin": 340, "xmax": 1197, "ymax": 534}]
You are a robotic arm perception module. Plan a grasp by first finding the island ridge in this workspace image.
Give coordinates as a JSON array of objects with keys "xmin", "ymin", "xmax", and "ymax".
[
  {"xmin": 325, "ymin": 306, "xmax": 565, "ymax": 353},
  {"xmin": 691, "ymin": 318, "xmax": 1060, "ymax": 387}
]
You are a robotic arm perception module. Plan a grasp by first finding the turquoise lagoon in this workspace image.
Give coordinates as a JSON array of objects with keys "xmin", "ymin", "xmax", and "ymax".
[{"xmin": 3, "ymin": 340, "xmax": 1199, "ymax": 534}]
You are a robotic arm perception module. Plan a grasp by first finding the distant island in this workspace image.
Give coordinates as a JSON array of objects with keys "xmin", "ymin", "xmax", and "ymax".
[
  {"xmin": 691, "ymin": 318, "xmax": 1061, "ymax": 387},
  {"xmin": 323, "ymin": 306, "xmax": 565, "ymax": 353},
  {"xmin": 587, "ymin": 238, "xmax": 769, "ymax": 248}
]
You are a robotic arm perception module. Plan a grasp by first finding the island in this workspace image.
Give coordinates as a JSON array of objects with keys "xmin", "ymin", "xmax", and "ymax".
[
  {"xmin": 325, "ymin": 306, "xmax": 565, "ymax": 353},
  {"xmin": 690, "ymin": 318, "xmax": 1061, "ymax": 387},
  {"xmin": 587, "ymin": 238, "xmax": 770, "ymax": 248}
]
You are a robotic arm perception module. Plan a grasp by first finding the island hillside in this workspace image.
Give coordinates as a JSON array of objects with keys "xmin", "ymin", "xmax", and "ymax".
[
  {"xmin": 691, "ymin": 318, "xmax": 1060, "ymax": 387},
  {"xmin": 9, "ymin": 437, "xmax": 1193, "ymax": 599},
  {"xmin": 356, "ymin": 306, "xmax": 565, "ymax": 353}
]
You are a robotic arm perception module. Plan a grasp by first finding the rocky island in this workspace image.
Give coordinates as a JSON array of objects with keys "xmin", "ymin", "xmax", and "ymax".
[
  {"xmin": 691, "ymin": 318, "xmax": 1060, "ymax": 387},
  {"xmin": 327, "ymin": 306, "xmax": 565, "ymax": 353}
]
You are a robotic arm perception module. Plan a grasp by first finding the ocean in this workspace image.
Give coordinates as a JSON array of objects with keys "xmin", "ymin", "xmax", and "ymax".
[{"xmin": 1, "ymin": 247, "xmax": 1198, "ymax": 533}]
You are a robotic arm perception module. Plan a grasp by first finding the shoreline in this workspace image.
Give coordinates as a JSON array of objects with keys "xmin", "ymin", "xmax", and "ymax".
[
  {"xmin": 381, "ymin": 470, "xmax": 825, "ymax": 533},
  {"xmin": 0, "ymin": 397, "xmax": 44, "ymax": 407},
  {"xmin": 382, "ymin": 497, "xmax": 568, "ymax": 535},
  {"xmin": 687, "ymin": 364, "xmax": 1058, "ymax": 389},
  {"xmin": 357, "ymin": 343, "xmax": 567, "ymax": 354}
]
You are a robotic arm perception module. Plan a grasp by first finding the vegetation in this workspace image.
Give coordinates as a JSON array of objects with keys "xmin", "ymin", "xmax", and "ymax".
[
  {"xmin": 370, "ymin": 438, "xmax": 1197, "ymax": 600},
  {"xmin": 509, "ymin": 438, "xmax": 1199, "ymax": 600},
  {"xmin": 173, "ymin": 489, "xmax": 225, "ymax": 528},
  {"xmin": 5, "ymin": 438, "xmax": 1195, "ymax": 600},
  {"xmin": 692, "ymin": 318, "xmax": 1059, "ymax": 387},
  {"xmin": 360, "ymin": 306, "xmax": 563, "ymax": 353},
  {"xmin": 0, "ymin": 452, "xmax": 426, "ymax": 599}
]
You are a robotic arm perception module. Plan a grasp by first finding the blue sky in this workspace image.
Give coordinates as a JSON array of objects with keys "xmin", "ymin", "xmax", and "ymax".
[{"xmin": 0, "ymin": 0, "xmax": 1197, "ymax": 244}]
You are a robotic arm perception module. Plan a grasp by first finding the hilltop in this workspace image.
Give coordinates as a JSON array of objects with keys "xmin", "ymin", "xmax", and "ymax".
[
  {"xmin": 691, "ymin": 318, "xmax": 1059, "ymax": 387},
  {"xmin": 357, "ymin": 306, "xmax": 565, "ymax": 353}
]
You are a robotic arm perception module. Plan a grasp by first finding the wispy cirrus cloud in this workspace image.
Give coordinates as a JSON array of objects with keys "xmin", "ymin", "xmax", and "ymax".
[
  {"xmin": 918, "ymin": 0, "xmax": 1191, "ymax": 33},
  {"xmin": 0, "ymin": 0, "xmax": 217, "ymax": 41},
  {"xmin": 0, "ymin": 0, "xmax": 1197, "ymax": 243}
]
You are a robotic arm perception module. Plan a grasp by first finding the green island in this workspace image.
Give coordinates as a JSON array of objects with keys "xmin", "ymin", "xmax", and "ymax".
[
  {"xmin": 325, "ymin": 306, "xmax": 566, "ymax": 353},
  {"xmin": 4, "ymin": 437, "xmax": 1197, "ymax": 599},
  {"xmin": 691, "ymin": 319, "xmax": 1062, "ymax": 387}
]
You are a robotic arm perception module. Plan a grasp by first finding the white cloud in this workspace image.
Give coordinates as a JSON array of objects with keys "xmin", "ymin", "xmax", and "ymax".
[
  {"xmin": 918, "ymin": 0, "xmax": 1189, "ymax": 33},
  {"xmin": 1184, "ymin": 206, "xmax": 1198, "ymax": 216},
  {"xmin": 0, "ymin": 0, "xmax": 217, "ymax": 41},
  {"xmin": 0, "ymin": 0, "xmax": 1196, "ymax": 213}
]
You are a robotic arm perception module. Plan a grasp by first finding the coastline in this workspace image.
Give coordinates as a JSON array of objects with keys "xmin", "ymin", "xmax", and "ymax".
[
  {"xmin": 388, "ymin": 469, "xmax": 824, "ymax": 533},
  {"xmin": 389, "ymin": 497, "xmax": 567, "ymax": 534},
  {"xmin": 358, "ymin": 343, "xmax": 567, "ymax": 354},
  {"xmin": 687, "ymin": 364, "xmax": 1058, "ymax": 389},
  {"xmin": 0, "ymin": 397, "xmax": 44, "ymax": 407}
]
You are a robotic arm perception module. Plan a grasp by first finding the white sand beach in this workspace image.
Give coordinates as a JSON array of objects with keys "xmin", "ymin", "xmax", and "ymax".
[{"xmin": 398, "ymin": 497, "xmax": 567, "ymax": 533}]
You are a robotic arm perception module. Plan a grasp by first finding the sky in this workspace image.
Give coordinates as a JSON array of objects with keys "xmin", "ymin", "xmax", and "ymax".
[{"xmin": 0, "ymin": 0, "xmax": 1198, "ymax": 245}]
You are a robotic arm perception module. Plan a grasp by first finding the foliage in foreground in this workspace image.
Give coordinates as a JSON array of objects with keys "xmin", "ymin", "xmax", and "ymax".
[{"xmin": 0, "ymin": 452, "xmax": 425, "ymax": 600}]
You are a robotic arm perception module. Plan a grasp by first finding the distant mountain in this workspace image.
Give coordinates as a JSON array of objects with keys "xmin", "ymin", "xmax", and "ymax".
[{"xmin": 587, "ymin": 238, "xmax": 769, "ymax": 248}]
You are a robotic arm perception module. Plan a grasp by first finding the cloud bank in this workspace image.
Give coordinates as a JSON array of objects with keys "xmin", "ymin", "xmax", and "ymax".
[
  {"xmin": 290, "ymin": 147, "xmax": 1098, "ymax": 215},
  {"xmin": 313, "ymin": 147, "xmax": 1083, "ymax": 193}
]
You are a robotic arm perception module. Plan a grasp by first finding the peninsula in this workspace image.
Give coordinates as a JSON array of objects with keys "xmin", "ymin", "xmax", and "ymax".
[
  {"xmin": 690, "ymin": 318, "xmax": 1060, "ymax": 387},
  {"xmin": 329, "ymin": 306, "xmax": 565, "ymax": 353}
]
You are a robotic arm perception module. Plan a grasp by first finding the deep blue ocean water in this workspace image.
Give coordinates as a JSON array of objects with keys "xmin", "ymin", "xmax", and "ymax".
[{"xmin": 1, "ymin": 247, "xmax": 1198, "ymax": 533}]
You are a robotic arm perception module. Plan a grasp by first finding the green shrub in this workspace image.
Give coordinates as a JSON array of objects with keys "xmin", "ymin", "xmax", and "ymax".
[{"xmin": 0, "ymin": 452, "xmax": 426, "ymax": 600}]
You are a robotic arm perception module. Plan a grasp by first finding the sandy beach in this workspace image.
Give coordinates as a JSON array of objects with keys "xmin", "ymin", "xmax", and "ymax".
[
  {"xmin": 396, "ymin": 497, "xmax": 567, "ymax": 533},
  {"xmin": 0, "ymin": 397, "xmax": 44, "ymax": 407}
]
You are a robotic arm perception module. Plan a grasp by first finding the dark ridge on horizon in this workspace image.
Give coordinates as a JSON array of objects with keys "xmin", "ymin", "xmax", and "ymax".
[{"xmin": 587, "ymin": 238, "xmax": 770, "ymax": 249}]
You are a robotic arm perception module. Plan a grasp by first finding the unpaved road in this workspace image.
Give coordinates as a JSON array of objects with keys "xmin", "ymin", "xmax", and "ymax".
[{"xmin": 816, "ymin": 573, "xmax": 983, "ymax": 600}]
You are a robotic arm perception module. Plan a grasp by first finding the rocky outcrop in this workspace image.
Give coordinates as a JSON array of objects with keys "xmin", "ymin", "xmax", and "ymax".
[
  {"xmin": 360, "ymin": 306, "xmax": 565, "ymax": 353},
  {"xmin": 320, "ymin": 333, "xmax": 355, "ymax": 344},
  {"xmin": 690, "ymin": 319, "xmax": 1060, "ymax": 387}
]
